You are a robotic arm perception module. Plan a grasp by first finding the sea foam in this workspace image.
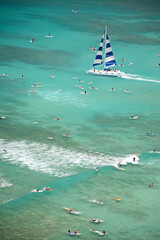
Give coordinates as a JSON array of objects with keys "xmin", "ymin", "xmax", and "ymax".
[{"xmin": 0, "ymin": 139, "xmax": 139, "ymax": 177}]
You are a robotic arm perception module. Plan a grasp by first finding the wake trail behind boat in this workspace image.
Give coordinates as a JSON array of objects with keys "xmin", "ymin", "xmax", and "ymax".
[{"xmin": 121, "ymin": 73, "xmax": 160, "ymax": 83}]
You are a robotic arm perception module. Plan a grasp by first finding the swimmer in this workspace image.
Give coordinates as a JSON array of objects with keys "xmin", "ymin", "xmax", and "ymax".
[
  {"xmin": 122, "ymin": 58, "xmax": 125, "ymax": 61},
  {"xmin": 50, "ymin": 75, "xmax": 55, "ymax": 78},
  {"xmin": 56, "ymin": 89, "xmax": 60, "ymax": 92},
  {"xmin": 73, "ymin": 76, "xmax": 77, "ymax": 79},
  {"xmin": 72, "ymin": 9, "xmax": 77, "ymax": 13},
  {"xmin": 129, "ymin": 62, "xmax": 133, "ymax": 66},
  {"xmin": 120, "ymin": 63, "xmax": 123, "ymax": 66},
  {"xmin": 3, "ymin": 73, "xmax": 8, "ymax": 76},
  {"xmin": 21, "ymin": 75, "xmax": 25, "ymax": 78},
  {"xmin": 33, "ymin": 122, "xmax": 38, "ymax": 124},
  {"xmin": 88, "ymin": 82, "xmax": 92, "ymax": 84},
  {"xmin": 56, "ymin": 118, "xmax": 60, "ymax": 120}
]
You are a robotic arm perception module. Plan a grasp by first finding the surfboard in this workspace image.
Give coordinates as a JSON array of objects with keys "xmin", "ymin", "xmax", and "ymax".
[
  {"xmin": 90, "ymin": 200, "xmax": 104, "ymax": 204},
  {"xmin": 89, "ymin": 87, "xmax": 98, "ymax": 90},
  {"xmin": 0, "ymin": 117, "xmax": 6, "ymax": 119},
  {"xmin": 62, "ymin": 134, "xmax": 72, "ymax": 137},
  {"xmin": 130, "ymin": 116, "xmax": 138, "ymax": 119},
  {"xmin": 108, "ymin": 89, "xmax": 116, "ymax": 92},
  {"xmin": 45, "ymin": 35, "xmax": 53, "ymax": 38},
  {"xmin": 80, "ymin": 92, "xmax": 89, "ymax": 94},
  {"xmin": 31, "ymin": 189, "xmax": 43, "ymax": 192},
  {"xmin": 124, "ymin": 90, "xmax": 131, "ymax": 93},
  {"xmin": 67, "ymin": 232, "xmax": 81, "ymax": 235},
  {"xmin": 112, "ymin": 197, "xmax": 121, "ymax": 201},
  {"xmin": 116, "ymin": 167, "xmax": 125, "ymax": 171},
  {"xmin": 145, "ymin": 133, "xmax": 155, "ymax": 136},
  {"xmin": 91, "ymin": 219, "xmax": 104, "ymax": 223},
  {"xmin": 48, "ymin": 137, "xmax": 56, "ymax": 140}
]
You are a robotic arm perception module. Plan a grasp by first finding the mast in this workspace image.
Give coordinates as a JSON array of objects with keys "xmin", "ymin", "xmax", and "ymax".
[{"xmin": 104, "ymin": 25, "xmax": 107, "ymax": 70}]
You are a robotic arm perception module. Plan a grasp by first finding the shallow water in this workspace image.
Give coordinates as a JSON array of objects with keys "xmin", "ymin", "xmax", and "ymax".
[{"xmin": 0, "ymin": 0, "xmax": 160, "ymax": 239}]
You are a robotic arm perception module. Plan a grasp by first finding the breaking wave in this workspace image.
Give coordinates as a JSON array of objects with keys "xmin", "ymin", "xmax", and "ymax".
[{"xmin": 0, "ymin": 139, "xmax": 139, "ymax": 177}]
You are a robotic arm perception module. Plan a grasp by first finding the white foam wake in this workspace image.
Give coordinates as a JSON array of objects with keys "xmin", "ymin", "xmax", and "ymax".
[
  {"xmin": 0, "ymin": 139, "xmax": 139, "ymax": 177},
  {"xmin": 121, "ymin": 73, "xmax": 160, "ymax": 83}
]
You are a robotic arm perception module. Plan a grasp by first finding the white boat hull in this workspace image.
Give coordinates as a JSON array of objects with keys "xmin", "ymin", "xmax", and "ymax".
[{"xmin": 87, "ymin": 69, "xmax": 124, "ymax": 77}]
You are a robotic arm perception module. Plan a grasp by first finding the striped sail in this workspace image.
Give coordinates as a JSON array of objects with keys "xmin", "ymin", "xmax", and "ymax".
[
  {"xmin": 104, "ymin": 26, "xmax": 117, "ymax": 69},
  {"xmin": 93, "ymin": 33, "xmax": 104, "ymax": 66}
]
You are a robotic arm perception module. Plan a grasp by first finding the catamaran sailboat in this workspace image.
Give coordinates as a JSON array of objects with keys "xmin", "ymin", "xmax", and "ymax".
[{"xmin": 87, "ymin": 25, "xmax": 125, "ymax": 77}]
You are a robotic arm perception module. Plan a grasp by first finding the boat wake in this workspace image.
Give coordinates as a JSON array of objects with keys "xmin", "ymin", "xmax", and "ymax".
[
  {"xmin": 121, "ymin": 73, "xmax": 160, "ymax": 83},
  {"xmin": 0, "ymin": 139, "xmax": 139, "ymax": 177}
]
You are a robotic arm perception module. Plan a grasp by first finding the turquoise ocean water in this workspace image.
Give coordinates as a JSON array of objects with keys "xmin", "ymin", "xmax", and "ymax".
[{"xmin": 0, "ymin": 0, "xmax": 160, "ymax": 239}]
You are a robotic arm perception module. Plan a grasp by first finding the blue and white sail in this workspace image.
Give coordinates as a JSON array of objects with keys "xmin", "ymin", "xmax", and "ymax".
[
  {"xmin": 93, "ymin": 33, "xmax": 104, "ymax": 66},
  {"xmin": 104, "ymin": 25, "xmax": 117, "ymax": 69}
]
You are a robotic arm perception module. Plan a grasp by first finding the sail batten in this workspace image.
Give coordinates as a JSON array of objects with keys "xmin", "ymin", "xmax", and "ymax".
[{"xmin": 93, "ymin": 33, "xmax": 104, "ymax": 66}]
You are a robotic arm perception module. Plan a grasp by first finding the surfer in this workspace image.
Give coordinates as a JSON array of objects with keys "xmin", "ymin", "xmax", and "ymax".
[
  {"xmin": 3, "ymin": 73, "xmax": 8, "ymax": 76},
  {"xmin": 49, "ymin": 32, "xmax": 50, "ymax": 36},
  {"xmin": 56, "ymin": 118, "xmax": 60, "ymax": 120},
  {"xmin": 74, "ymin": 230, "xmax": 77, "ymax": 235},
  {"xmin": 112, "ymin": 88, "xmax": 114, "ymax": 91},
  {"xmin": 21, "ymin": 75, "xmax": 25, "ymax": 78},
  {"xmin": 133, "ymin": 157, "xmax": 135, "ymax": 162},
  {"xmin": 122, "ymin": 58, "xmax": 125, "ymax": 61},
  {"xmin": 68, "ymin": 230, "xmax": 70, "ymax": 233},
  {"xmin": 153, "ymin": 149, "xmax": 156, "ymax": 152},
  {"xmin": 3, "ymin": 149, "xmax": 7, "ymax": 152},
  {"xmin": 84, "ymin": 91, "xmax": 87, "ymax": 94},
  {"xmin": 32, "ymin": 37, "xmax": 34, "ymax": 43},
  {"xmin": 102, "ymin": 230, "xmax": 106, "ymax": 235}
]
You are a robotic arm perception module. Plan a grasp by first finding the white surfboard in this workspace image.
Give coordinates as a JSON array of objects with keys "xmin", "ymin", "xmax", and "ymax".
[
  {"xmin": 80, "ymin": 92, "xmax": 89, "ymax": 94},
  {"xmin": 45, "ymin": 35, "xmax": 53, "ymax": 38}
]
